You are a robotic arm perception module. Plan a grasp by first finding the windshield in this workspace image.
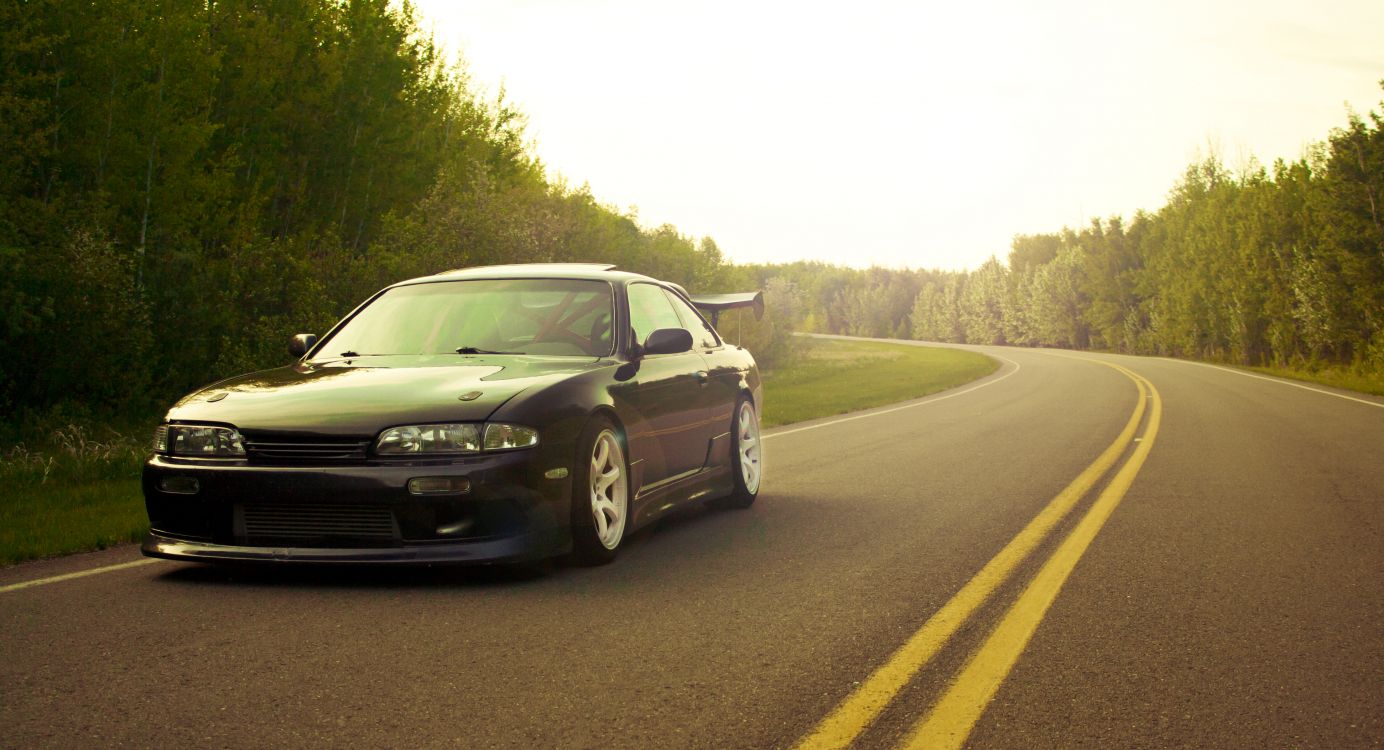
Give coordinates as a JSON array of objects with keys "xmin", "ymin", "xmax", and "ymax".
[{"xmin": 315, "ymin": 279, "xmax": 614, "ymax": 358}]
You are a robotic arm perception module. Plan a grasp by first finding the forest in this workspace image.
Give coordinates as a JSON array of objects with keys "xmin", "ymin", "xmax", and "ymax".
[
  {"xmin": 3, "ymin": 0, "xmax": 1382, "ymax": 436},
  {"xmin": 0, "ymin": 0, "xmax": 783, "ymax": 434}
]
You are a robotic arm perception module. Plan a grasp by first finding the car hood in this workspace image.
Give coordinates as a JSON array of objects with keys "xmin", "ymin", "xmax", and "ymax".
[{"xmin": 166, "ymin": 355, "xmax": 605, "ymax": 436}]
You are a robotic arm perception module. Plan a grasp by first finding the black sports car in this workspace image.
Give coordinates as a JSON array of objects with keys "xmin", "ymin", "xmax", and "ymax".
[{"xmin": 141, "ymin": 263, "xmax": 764, "ymax": 565}]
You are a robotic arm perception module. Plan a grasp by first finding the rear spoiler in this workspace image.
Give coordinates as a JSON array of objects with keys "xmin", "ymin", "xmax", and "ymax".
[{"xmin": 689, "ymin": 292, "xmax": 764, "ymax": 326}]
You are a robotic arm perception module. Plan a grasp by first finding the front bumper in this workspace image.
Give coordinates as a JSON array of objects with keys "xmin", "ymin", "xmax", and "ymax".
[
  {"xmin": 143, "ymin": 528, "xmax": 560, "ymax": 565},
  {"xmin": 141, "ymin": 447, "xmax": 574, "ymax": 565}
]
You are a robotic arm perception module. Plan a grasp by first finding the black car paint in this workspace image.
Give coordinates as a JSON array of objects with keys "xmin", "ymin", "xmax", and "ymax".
[{"xmin": 142, "ymin": 265, "xmax": 762, "ymax": 565}]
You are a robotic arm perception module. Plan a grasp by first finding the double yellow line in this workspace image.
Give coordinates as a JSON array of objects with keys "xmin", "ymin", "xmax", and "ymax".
[{"xmin": 796, "ymin": 359, "xmax": 1162, "ymax": 750}]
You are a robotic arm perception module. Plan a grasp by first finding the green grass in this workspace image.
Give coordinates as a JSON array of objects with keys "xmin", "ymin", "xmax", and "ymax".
[
  {"xmin": 761, "ymin": 338, "xmax": 998, "ymax": 427},
  {"xmin": 0, "ymin": 425, "xmax": 149, "ymax": 566},
  {"xmin": 0, "ymin": 340, "xmax": 997, "ymax": 566},
  {"xmin": 1241, "ymin": 363, "xmax": 1384, "ymax": 397},
  {"xmin": 0, "ymin": 480, "xmax": 146, "ymax": 565}
]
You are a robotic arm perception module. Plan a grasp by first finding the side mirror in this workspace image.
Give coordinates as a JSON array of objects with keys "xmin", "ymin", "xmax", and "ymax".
[
  {"xmin": 289, "ymin": 333, "xmax": 318, "ymax": 358},
  {"xmin": 642, "ymin": 328, "xmax": 693, "ymax": 356}
]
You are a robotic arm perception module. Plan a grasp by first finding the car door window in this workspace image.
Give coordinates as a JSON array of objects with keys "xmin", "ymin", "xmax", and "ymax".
[
  {"xmin": 664, "ymin": 290, "xmax": 721, "ymax": 349},
  {"xmin": 628, "ymin": 283, "xmax": 685, "ymax": 348}
]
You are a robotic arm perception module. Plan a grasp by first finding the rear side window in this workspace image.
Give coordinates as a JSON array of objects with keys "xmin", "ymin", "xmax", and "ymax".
[
  {"xmin": 664, "ymin": 290, "xmax": 721, "ymax": 349},
  {"xmin": 627, "ymin": 283, "xmax": 684, "ymax": 346}
]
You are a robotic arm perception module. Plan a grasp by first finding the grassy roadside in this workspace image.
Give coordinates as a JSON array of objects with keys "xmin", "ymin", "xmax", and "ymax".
[
  {"xmin": 1241, "ymin": 363, "xmax": 1384, "ymax": 397},
  {"xmin": 1, "ymin": 426, "xmax": 150, "ymax": 566},
  {"xmin": 0, "ymin": 339, "xmax": 997, "ymax": 566},
  {"xmin": 760, "ymin": 337, "xmax": 997, "ymax": 427},
  {"xmin": 1, "ymin": 481, "xmax": 146, "ymax": 564},
  {"xmin": 1081, "ymin": 346, "xmax": 1384, "ymax": 397}
]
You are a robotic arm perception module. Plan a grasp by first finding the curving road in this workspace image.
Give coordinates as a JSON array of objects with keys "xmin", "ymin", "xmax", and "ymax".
[{"xmin": 2, "ymin": 340, "xmax": 1382, "ymax": 749}]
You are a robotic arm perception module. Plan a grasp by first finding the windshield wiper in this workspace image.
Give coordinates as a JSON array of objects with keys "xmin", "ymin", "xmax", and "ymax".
[{"xmin": 455, "ymin": 346, "xmax": 521, "ymax": 355}]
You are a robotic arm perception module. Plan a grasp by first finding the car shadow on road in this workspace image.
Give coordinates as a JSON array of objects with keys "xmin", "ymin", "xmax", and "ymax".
[{"xmin": 151, "ymin": 558, "xmax": 561, "ymax": 589}]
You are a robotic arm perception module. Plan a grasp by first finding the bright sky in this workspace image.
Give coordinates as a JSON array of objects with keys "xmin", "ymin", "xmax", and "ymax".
[{"xmin": 409, "ymin": 0, "xmax": 1384, "ymax": 271}]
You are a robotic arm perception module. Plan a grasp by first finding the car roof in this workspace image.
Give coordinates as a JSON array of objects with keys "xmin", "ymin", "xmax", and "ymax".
[{"xmin": 392, "ymin": 263, "xmax": 664, "ymax": 287}]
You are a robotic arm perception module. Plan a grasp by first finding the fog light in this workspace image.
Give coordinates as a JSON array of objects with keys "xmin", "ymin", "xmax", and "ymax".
[
  {"xmin": 159, "ymin": 476, "xmax": 200, "ymax": 495},
  {"xmin": 436, "ymin": 519, "xmax": 475, "ymax": 536},
  {"xmin": 407, "ymin": 477, "xmax": 471, "ymax": 496}
]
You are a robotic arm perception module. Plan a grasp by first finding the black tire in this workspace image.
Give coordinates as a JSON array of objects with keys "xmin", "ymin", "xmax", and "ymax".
[
  {"xmin": 711, "ymin": 396, "xmax": 762, "ymax": 510},
  {"xmin": 569, "ymin": 414, "xmax": 629, "ymax": 566}
]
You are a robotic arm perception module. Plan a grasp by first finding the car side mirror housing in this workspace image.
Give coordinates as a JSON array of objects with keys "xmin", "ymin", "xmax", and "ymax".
[
  {"xmin": 289, "ymin": 333, "xmax": 318, "ymax": 358},
  {"xmin": 641, "ymin": 328, "xmax": 693, "ymax": 356}
]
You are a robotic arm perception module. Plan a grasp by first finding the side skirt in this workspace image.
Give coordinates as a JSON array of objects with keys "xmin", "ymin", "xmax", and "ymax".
[{"xmin": 629, "ymin": 465, "xmax": 734, "ymax": 529}]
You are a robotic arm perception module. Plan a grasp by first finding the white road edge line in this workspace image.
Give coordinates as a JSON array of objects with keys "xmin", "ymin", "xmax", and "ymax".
[
  {"xmin": 764, "ymin": 354, "xmax": 1021, "ymax": 441},
  {"xmin": 2, "ymin": 350, "xmax": 1020, "ymax": 593},
  {"xmin": 0, "ymin": 558, "xmax": 162, "ymax": 594},
  {"xmin": 1171, "ymin": 358, "xmax": 1384, "ymax": 409}
]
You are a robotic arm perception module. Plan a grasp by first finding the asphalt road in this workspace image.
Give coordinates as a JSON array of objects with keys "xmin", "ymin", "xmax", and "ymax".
[{"xmin": 3, "ymin": 341, "xmax": 1382, "ymax": 749}]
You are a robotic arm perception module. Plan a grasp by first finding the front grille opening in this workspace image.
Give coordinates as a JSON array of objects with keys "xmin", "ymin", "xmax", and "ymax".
[
  {"xmin": 241, "ymin": 434, "xmax": 371, "ymax": 463},
  {"xmin": 237, "ymin": 503, "xmax": 399, "ymax": 546}
]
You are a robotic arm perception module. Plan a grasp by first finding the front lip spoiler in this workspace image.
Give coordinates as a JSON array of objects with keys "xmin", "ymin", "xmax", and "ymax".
[{"xmin": 142, "ymin": 530, "xmax": 567, "ymax": 566}]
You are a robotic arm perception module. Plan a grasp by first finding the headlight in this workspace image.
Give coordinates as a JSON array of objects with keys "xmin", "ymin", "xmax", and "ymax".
[
  {"xmin": 373, "ymin": 423, "xmax": 539, "ymax": 455},
  {"xmin": 164, "ymin": 425, "xmax": 246, "ymax": 457},
  {"xmin": 375, "ymin": 424, "xmax": 481, "ymax": 455},
  {"xmin": 483, "ymin": 423, "xmax": 540, "ymax": 451}
]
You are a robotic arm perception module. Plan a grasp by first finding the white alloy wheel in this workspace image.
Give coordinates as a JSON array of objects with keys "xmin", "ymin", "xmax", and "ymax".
[
  {"xmin": 737, "ymin": 400, "xmax": 762, "ymax": 494},
  {"xmin": 589, "ymin": 429, "xmax": 628, "ymax": 550}
]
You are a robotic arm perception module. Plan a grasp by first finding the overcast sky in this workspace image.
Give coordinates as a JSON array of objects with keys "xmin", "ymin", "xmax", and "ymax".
[{"xmin": 409, "ymin": 0, "xmax": 1384, "ymax": 271}]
